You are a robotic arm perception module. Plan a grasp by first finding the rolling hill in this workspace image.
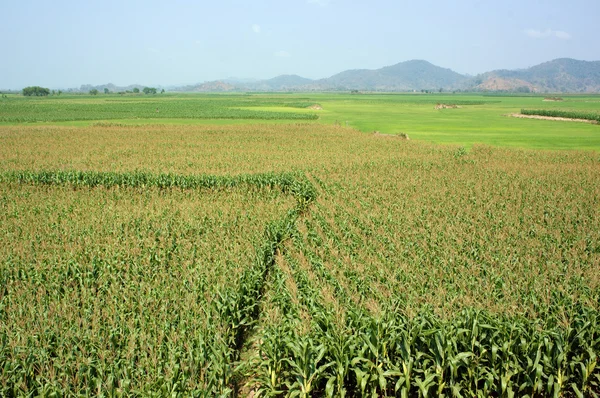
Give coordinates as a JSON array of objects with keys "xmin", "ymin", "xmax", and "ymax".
[
  {"xmin": 475, "ymin": 58, "xmax": 600, "ymax": 93},
  {"xmin": 151, "ymin": 58, "xmax": 600, "ymax": 93}
]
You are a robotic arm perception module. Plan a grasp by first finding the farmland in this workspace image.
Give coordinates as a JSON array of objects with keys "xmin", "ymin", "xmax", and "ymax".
[
  {"xmin": 0, "ymin": 94, "xmax": 599, "ymax": 396},
  {"xmin": 2, "ymin": 92, "xmax": 600, "ymax": 150}
]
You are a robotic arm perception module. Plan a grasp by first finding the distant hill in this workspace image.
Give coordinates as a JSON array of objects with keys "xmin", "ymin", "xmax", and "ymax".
[
  {"xmin": 321, "ymin": 60, "xmax": 468, "ymax": 91},
  {"xmin": 473, "ymin": 59, "xmax": 600, "ymax": 93},
  {"xmin": 263, "ymin": 75, "xmax": 315, "ymax": 90},
  {"xmin": 76, "ymin": 58, "xmax": 600, "ymax": 94},
  {"xmin": 237, "ymin": 75, "xmax": 316, "ymax": 91}
]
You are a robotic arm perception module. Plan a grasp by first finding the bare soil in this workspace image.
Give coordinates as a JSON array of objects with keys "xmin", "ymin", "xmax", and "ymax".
[{"xmin": 434, "ymin": 103, "xmax": 460, "ymax": 110}]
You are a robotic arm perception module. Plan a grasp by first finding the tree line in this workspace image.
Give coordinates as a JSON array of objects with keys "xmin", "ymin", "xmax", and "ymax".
[{"xmin": 22, "ymin": 86, "xmax": 165, "ymax": 96}]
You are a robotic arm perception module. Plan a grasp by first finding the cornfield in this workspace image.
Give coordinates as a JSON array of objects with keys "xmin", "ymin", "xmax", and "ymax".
[
  {"xmin": 0, "ymin": 123, "xmax": 598, "ymax": 396},
  {"xmin": 521, "ymin": 109, "xmax": 600, "ymax": 123},
  {"xmin": 0, "ymin": 96, "xmax": 318, "ymax": 123}
]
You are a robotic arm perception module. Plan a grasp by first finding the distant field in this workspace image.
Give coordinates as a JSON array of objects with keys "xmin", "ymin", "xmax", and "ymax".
[
  {"xmin": 1, "ymin": 123, "xmax": 598, "ymax": 396},
  {"xmin": 303, "ymin": 93, "xmax": 600, "ymax": 150},
  {"xmin": 0, "ymin": 94, "xmax": 318, "ymax": 123},
  {"xmin": 1, "ymin": 92, "xmax": 600, "ymax": 150}
]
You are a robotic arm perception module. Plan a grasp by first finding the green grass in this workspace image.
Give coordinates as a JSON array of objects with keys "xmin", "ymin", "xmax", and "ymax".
[
  {"xmin": 307, "ymin": 93, "xmax": 600, "ymax": 150},
  {"xmin": 2, "ymin": 92, "xmax": 600, "ymax": 150},
  {"xmin": 0, "ymin": 94, "xmax": 318, "ymax": 123}
]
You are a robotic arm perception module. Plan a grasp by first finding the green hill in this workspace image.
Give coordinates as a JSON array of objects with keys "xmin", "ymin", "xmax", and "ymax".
[{"xmin": 321, "ymin": 60, "xmax": 468, "ymax": 91}]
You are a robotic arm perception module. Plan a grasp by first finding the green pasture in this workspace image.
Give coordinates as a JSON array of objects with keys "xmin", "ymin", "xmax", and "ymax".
[
  {"xmin": 296, "ymin": 93, "xmax": 600, "ymax": 150},
  {"xmin": 2, "ymin": 92, "xmax": 599, "ymax": 150}
]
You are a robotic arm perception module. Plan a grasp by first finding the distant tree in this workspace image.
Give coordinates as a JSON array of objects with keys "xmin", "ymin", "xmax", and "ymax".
[
  {"xmin": 58, "ymin": 90, "xmax": 62, "ymax": 96},
  {"xmin": 133, "ymin": 87, "xmax": 140, "ymax": 93},
  {"xmin": 161, "ymin": 89, "xmax": 165, "ymax": 94},
  {"xmin": 89, "ymin": 89, "xmax": 99, "ymax": 95},
  {"xmin": 22, "ymin": 86, "xmax": 50, "ymax": 96},
  {"xmin": 104, "ymin": 88, "xmax": 109, "ymax": 94},
  {"xmin": 143, "ymin": 87, "xmax": 157, "ymax": 94},
  {"xmin": 439, "ymin": 88, "xmax": 443, "ymax": 93}
]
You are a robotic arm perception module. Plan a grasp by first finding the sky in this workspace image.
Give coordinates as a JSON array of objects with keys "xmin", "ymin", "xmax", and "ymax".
[{"xmin": 1, "ymin": 0, "xmax": 599, "ymax": 90}]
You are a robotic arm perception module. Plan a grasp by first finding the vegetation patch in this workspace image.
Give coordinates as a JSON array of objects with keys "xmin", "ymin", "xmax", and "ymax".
[
  {"xmin": 1, "ymin": 101, "xmax": 600, "ymax": 395},
  {"xmin": 0, "ymin": 96, "xmax": 319, "ymax": 123},
  {"xmin": 519, "ymin": 109, "xmax": 600, "ymax": 123}
]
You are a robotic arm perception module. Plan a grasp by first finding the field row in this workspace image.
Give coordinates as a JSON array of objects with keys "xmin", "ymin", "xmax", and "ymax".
[
  {"xmin": 1, "ymin": 124, "xmax": 599, "ymax": 395},
  {"xmin": 0, "ymin": 96, "xmax": 318, "ymax": 123},
  {"xmin": 244, "ymin": 147, "xmax": 600, "ymax": 396},
  {"xmin": 0, "ymin": 170, "xmax": 307, "ymax": 395}
]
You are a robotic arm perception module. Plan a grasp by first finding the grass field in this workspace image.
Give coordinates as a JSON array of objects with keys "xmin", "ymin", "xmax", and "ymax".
[
  {"xmin": 0, "ymin": 93, "xmax": 599, "ymax": 396},
  {"xmin": 1, "ymin": 92, "xmax": 600, "ymax": 150}
]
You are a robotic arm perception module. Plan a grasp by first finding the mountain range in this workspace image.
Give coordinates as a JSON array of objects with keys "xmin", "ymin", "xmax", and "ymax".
[{"xmin": 172, "ymin": 58, "xmax": 600, "ymax": 93}]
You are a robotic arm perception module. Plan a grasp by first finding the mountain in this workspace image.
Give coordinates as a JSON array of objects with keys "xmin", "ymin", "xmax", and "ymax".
[
  {"xmin": 473, "ymin": 59, "xmax": 600, "ymax": 93},
  {"xmin": 262, "ymin": 75, "xmax": 315, "ymax": 90},
  {"xmin": 322, "ymin": 60, "xmax": 468, "ymax": 91},
  {"xmin": 163, "ymin": 58, "xmax": 600, "ymax": 93},
  {"xmin": 239, "ymin": 75, "xmax": 315, "ymax": 91},
  {"xmin": 174, "ymin": 61, "xmax": 469, "ymax": 92}
]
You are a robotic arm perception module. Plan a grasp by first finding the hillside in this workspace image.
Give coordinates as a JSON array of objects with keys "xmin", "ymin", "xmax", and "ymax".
[
  {"xmin": 84, "ymin": 58, "xmax": 600, "ymax": 93},
  {"xmin": 474, "ymin": 58, "xmax": 600, "ymax": 93},
  {"xmin": 322, "ymin": 60, "xmax": 468, "ymax": 91}
]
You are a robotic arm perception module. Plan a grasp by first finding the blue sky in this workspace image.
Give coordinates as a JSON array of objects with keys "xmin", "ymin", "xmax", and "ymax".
[{"xmin": 1, "ymin": 0, "xmax": 598, "ymax": 89}]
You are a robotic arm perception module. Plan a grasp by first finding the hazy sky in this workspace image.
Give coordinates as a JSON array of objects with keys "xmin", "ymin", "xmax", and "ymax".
[{"xmin": 1, "ymin": 0, "xmax": 598, "ymax": 89}]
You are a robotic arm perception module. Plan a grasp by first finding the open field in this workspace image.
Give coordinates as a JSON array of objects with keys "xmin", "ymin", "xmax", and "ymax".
[
  {"xmin": 1, "ymin": 115, "xmax": 599, "ymax": 396},
  {"xmin": 1, "ymin": 92, "xmax": 600, "ymax": 150},
  {"xmin": 0, "ymin": 181, "xmax": 295, "ymax": 394}
]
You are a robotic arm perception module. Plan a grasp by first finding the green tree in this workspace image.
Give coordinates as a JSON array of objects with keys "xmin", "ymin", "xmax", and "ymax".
[
  {"xmin": 161, "ymin": 89, "xmax": 165, "ymax": 94},
  {"xmin": 104, "ymin": 88, "xmax": 109, "ymax": 94},
  {"xmin": 22, "ymin": 86, "xmax": 50, "ymax": 96},
  {"xmin": 89, "ymin": 89, "xmax": 99, "ymax": 95},
  {"xmin": 143, "ymin": 87, "xmax": 157, "ymax": 94},
  {"xmin": 133, "ymin": 87, "xmax": 140, "ymax": 93}
]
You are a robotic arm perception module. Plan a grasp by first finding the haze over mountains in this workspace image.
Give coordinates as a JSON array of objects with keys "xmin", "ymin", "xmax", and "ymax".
[
  {"xmin": 72, "ymin": 58, "xmax": 600, "ymax": 94},
  {"xmin": 170, "ymin": 58, "xmax": 600, "ymax": 94}
]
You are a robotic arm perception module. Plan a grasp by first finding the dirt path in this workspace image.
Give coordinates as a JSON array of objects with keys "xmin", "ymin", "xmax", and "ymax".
[{"xmin": 508, "ymin": 113, "xmax": 598, "ymax": 124}]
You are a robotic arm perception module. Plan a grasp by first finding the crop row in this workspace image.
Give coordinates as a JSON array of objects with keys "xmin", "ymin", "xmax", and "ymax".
[
  {"xmin": 244, "ymin": 147, "xmax": 600, "ymax": 396},
  {"xmin": 0, "ymin": 170, "xmax": 313, "ymax": 396},
  {"xmin": 0, "ymin": 97, "xmax": 318, "ymax": 123},
  {"xmin": 521, "ymin": 109, "xmax": 600, "ymax": 122},
  {"xmin": 0, "ymin": 170, "xmax": 316, "ymax": 209},
  {"xmin": 2, "ymin": 134, "xmax": 600, "ymax": 396},
  {"xmin": 254, "ymin": 277, "xmax": 599, "ymax": 397}
]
